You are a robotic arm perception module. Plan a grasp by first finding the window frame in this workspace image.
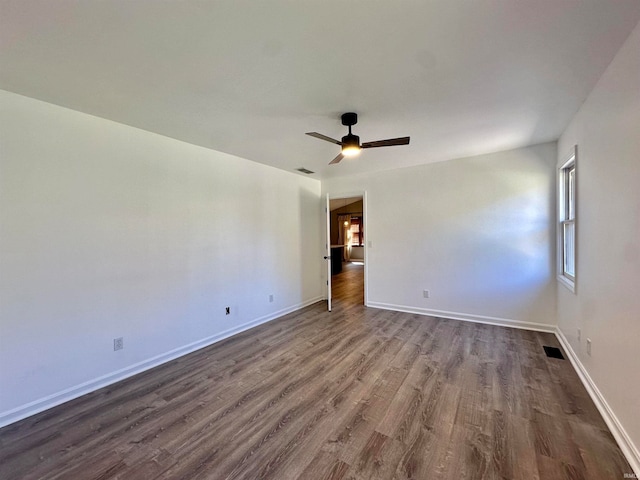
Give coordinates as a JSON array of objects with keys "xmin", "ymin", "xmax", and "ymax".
[
  {"xmin": 349, "ymin": 216, "xmax": 363, "ymax": 246},
  {"xmin": 558, "ymin": 145, "xmax": 577, "ymax": 292}
]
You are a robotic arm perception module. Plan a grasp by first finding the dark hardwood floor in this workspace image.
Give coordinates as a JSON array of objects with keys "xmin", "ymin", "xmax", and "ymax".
[{"xmin": 0, "ymin": 262, "xmax": 632, "ymax": 479}]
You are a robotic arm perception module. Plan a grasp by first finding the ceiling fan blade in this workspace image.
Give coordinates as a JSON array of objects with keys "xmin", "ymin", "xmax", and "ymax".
[
  {"xmin": 361, "ymin": 136, "xmax": 410, "ymax": 149},
  {"xmin": 306, "ymin": 132, "xmax": 342, "ymax": 145},
  {"xmin": 329, "ymin": 153, "xmax": 345, "ymax": 165}
]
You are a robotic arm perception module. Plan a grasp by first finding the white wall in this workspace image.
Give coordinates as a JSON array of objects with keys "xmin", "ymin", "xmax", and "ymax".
[
  {"xmin": 0, "ymin": 90, "xmax": 323, "ymax": 425},
  {"xmin": 556, "ymin": 21, "xmax": 640, "ymax": 466},
  {"xmin": 323, "ymin": 142, "xmax": 558, "ymax": 330}
]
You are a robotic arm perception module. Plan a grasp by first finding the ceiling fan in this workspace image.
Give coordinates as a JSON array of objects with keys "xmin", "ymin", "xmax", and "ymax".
[{"xmin": 306, "ymin": 112, "xmax": 410, "ymax": 165}]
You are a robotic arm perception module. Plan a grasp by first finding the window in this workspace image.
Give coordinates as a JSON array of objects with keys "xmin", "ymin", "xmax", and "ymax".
[
  {"xmin": 349, "ymin": 217, "xmax": 363, "ymax": 246},
  {"xmin": 559, "ymin": 146, "xmax": 577, "ymax": 291}
]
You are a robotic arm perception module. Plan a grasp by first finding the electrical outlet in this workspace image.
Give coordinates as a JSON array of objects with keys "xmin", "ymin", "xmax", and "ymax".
[
  {"xmin": 586, "ymin": 338, "xmax": 592, "ymax": 355},
  {"xmin": 113, "ymin": 337, "xmax": 123, "ymax": 351},
  {"xmin": 225, "ymin": 306, "xmax": 230, "ymax": 315},
  {"xmin": 269, "ymin": 294, "xmax": 274, "ymax": 303},
  {"xmin": 423, "ymin": 289, "xmax": 430, "ymax": 298},
  {"xmin": 577, "ymin": 328, "xmax": 581, "ymax": 341}
]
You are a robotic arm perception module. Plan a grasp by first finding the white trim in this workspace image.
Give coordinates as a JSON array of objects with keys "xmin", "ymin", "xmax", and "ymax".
[
  {"xmin": 0, "ymin": 296, "xmax": 323, "ymax": 428},
  {"xmin": 363, "ymin": 191, "xmax": 369, "ymax": 307},
  {"xmin": 366, "ymin": 302, "xmax": 556, "ymax": 333},
  {"xmin": 325, "ymin": 193, "xmax": 332, "ymax": 312},
  {"xmin": 555, "ymin": 328, "xmax": 640, "ymax": 477},
  {"xmin": 557, "ymin": 274, "xmax": 576, "ymax": 293}
]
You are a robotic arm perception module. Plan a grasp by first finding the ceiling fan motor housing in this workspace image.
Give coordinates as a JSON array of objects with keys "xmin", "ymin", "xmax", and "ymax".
[
  {"xmin": 341, "ymin": 113, "xmax": 360, "ymax": 149},
  {"xmin": 342, "ymin": 133, "xmax": 360, "ymax": 148}
]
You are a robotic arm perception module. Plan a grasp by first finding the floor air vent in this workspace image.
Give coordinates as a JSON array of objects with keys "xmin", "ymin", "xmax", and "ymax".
[{"xmin": 543, "ymin": 346, "xmax": 565, "ymax": 360}]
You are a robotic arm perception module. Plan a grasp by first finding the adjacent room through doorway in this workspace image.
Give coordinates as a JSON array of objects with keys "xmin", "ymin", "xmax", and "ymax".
[{"xmin": 327, "ymin": 196, "xmax": 365, "ymax": 308}]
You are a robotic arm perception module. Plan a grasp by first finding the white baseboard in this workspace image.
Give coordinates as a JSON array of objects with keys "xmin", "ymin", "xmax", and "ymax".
[
  {"xmin": 555, "ymin": 328, "xmax": 639, "ymax": 477},
  {"xmin": 366, "ymin": 301, "xmax": 557, "ymax": 333},
  {"xmin": 0, "ymin": 296, "xmax": 323, "ymax": 429}
]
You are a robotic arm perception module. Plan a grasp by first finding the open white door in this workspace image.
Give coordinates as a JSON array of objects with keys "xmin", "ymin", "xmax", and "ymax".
[{"xmin": 325, "ymin": 193, "xmax": 332, "ymax": 311}]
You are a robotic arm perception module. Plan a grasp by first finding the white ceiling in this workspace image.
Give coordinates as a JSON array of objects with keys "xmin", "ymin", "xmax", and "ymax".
[{"xmin": 2, "ymin": 1, "xmax": 639, "ymax": 180}]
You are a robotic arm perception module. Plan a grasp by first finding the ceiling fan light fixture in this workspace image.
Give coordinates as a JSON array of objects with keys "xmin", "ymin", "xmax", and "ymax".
[
  {"xmin": 342, "ymin": 145, "xmax": 361, "ymax": 157},
  {"xmin": 341, "ymin": 133, "xmax": 361, "ymax": 157},
  {"xmin": 306, "ymin": 112, "xmax": 409, "ymax": 165}
]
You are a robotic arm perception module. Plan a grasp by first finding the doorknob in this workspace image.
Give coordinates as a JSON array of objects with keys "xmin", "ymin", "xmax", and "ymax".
[{"xmin": 324, "ymin": 256, "xmax": 331, "ymax": 260}]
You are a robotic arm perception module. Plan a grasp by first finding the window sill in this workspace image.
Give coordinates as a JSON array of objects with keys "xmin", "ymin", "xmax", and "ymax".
[{"xmin": 558, "ymin": 275, "xmax": 576, "ymax": 293}]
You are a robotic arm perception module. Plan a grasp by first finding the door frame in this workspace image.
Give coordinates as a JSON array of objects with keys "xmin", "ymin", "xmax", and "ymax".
[{"xmin": 325, "ymin": 191, "xmax": 369, "ymax": 308}]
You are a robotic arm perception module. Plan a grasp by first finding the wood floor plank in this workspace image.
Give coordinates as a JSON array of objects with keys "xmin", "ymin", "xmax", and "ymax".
[
  {"xmin": 325, "ymin": 366, "xmax": 409, "ymax": 466},
  {"xmin": 345, "ymin": 431, "xmax": 406, "ymax": 480},
  {"xmin": 392, "ymin": 426, "xmax": 444, "ymax": 479},
  {"xmin": 296, "ymin": 450, "xmax": 344, "ymax": 480},
  {"xmin": 436, "ymin": 424, "xmax": 493, "ymax": 480},
  {"xmin": 0, "ymin": 262, "xmax": 633, "ymax": 480}
]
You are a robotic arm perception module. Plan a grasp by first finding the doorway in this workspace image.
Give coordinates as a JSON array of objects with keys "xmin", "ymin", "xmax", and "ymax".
[{"xmin": 325, "ymin": 193, "xmax": 367, "ymax": 311}]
